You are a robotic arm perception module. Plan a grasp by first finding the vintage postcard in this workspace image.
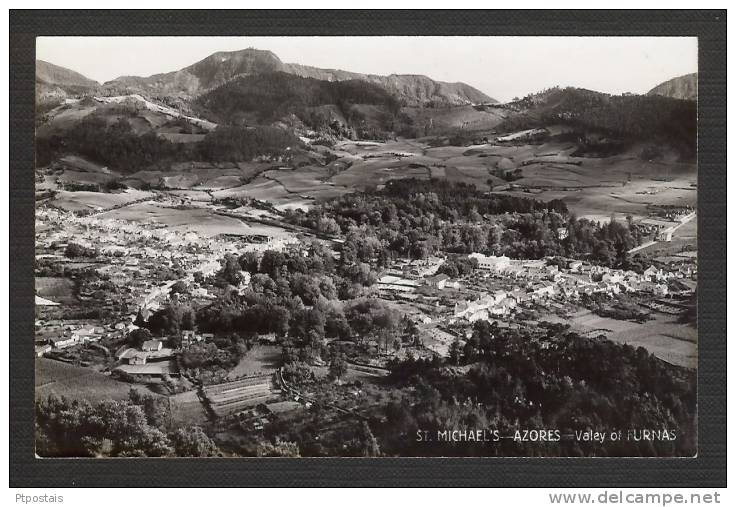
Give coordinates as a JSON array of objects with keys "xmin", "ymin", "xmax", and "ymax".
[{"xmin": 33, "ymin": 36, "xmax": 698, "ymax": 458}]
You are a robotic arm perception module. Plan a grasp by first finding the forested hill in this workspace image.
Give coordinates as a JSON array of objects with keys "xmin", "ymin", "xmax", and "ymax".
[
  {"xmin": 501, "ymin": 87, "xmax": 697, "ymax": 158},
  {"xmin": 195, "ymin": 72, "xmax": 402, "ymax": 135}
]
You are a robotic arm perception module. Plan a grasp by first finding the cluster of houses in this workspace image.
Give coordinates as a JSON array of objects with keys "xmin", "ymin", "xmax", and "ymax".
[
  {"xmin": 35, "ymin": 205, "xmax": 303, "ymax": 356},
  {"xmin": 452, "ymin": 291, "xmax": 517, "ymax": 323},
  {"xmin": 377, "ymin": 271, "xmax": 461, "ymax": 295},
  {"xmin": 636, "ymin": 209, "xmax": 696, "ymax": 242},
  {"xmin": 378, "ymin": 248, "xmax": 696, "ymax": 328},
  {"xmin": 36, "ymin": 207, "xmax": 299, "ymax": 287},
  {"xmin": 114, "ymin": 337, "xmax": 179, "ymax": 380},
  {"xmin": 34, "ymin": 322, "xmax": 115, "ymax": 357},
  {"xmin": 377, "ymin": 256, "xmax": 454, "ymax": 295},
  {"xmin": 468, "ymin": 253, "xmax": 695, "ymax": 298}
]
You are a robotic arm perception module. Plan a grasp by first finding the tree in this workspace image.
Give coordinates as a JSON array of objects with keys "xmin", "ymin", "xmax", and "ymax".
[
  {"xmin": 256, "ymin": 439, "xmax": 301, "ymax": 457},
  {"xmin": 329, "ymin": 353, "xmax": 348, "ymax": 381},
  {"xmin": 65, "ymin": 242, "xmax": 97, "ymax": 258},
  {"xmin": 260, "ymin": 250, "xmax": 287, "ymax": 279},
  {"xmin": 129, "ymin": 389, "xmax": 170, "ymax": 429},
  {"xmin": 438, "ymin": 261, "xmax": 459, "ymax": 278},
  {"xmin": 448, "ymin": 339, "xmax": 463, "ymax": 365},
  {"xmin": 218, "ymin": 254, "xmax": 244, "ymax": 286},
  {"xmin": 35, "ymin": 395, "xmax": 175, "ymax": 457},
  {"xmin": 168, "ymin": 334, "xmax": 182, "ymax": 349},
  {"xmin": 128, "ymin": 328, "xmax": 153, "ymax": 348},
  {"xmin": 317, "ymin": 217, "xmax": 341, "ymax": 236},
  {"xmin": 169, "ymin": 281, "xmax": 189, "ymax": 295},
  {"xmin": 170, "ymin": 427, "xmax": 220, "ymax": 457},
  {"xmin": 147, "ymin": 305, "xmax": 193, "ymax": 336},
  {"xmin": 238, "ymin": 251, "xmax": 260, "ymax": 274}
]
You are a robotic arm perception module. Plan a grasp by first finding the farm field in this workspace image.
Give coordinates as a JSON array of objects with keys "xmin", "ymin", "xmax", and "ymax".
[
  {"xmin": 568, "ymin": 310, "xmax": 696, "ymax": 368},
  {"xmin": 158, "ymin": 132, "xmax": 206, "ymax": 143},
  {"xmin": 607, "ymin": 314, "xmax": 697, "ymax": 369},
  {"xmin": 642, "ymin": 216, "xmax": 698, "ymax": 258},
  {"xmin": 35, "ymin": 276, "xmax": 76, "ymax": 305},
  {"xmin": 121, "ymin": 162, "xmax": 270, "ymax": 190},
  {"xmin": 51, "ymin": 189, "xmax": 153, "ymax": 213},
  {"xmin": 73, "ymin": 137, "xmax": 694, "ymax": 218},
  {"xmin": 35, "ymin": 358, "xmax": 158, "ymax": 402},
  {"xmin": 331, "ymin": 159, "xmax": 430, "ymax": 190},
  {"xmin": 168, "ymin": 390, "xmax": 209, "ymax": 426},
  {"xmin": 56, "ymin": 155, "xmax": 114, "ymax": 174},
  {"xmin": 98, "ymin": 202, "xmax": 291, "ymax": 238},
  {"xmin": 166, "ymin": 189, "xmax": 213, "ymax": 202},
  {"xmin": 401, "ymin": 104, "xmax": 509, "ymax": 132},
  {"xmin": 323, "ymin": 139, "xmax": 697, "ymax": 222},
  {"xmin": 212, "ymin": 178, "xmax": 293, "ymax": 205},
  {"xmin": 57, "ymin": 170, "xmax": 116, "ymax": 186},
  {"xmin": 227, "ymin": 345, "xmax": 281, "ymax": 380},
  {"xmin": 568, "ymin": 310, "xmax": 641, "ymax": 334}
]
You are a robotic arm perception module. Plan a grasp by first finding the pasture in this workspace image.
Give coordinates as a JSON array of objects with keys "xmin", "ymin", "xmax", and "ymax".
[
  {"xmin": 35, "ymin": 358, "xmax": 158, "ymax": 402},
  {"xmin": 48, "ymin": 132, "xmax": 696, "ymax": 222},
  {"xmin": 324, "ymin": 139, "xmax": 697, "ymax": 222},
  {"xmin": 227, "ymin": 345, "xmax": 281, "ymax": 380},
  {"xmin": 168, "ymin": 390, "xmax": 209, "ymax": 426},
  {"xmin": 606, "ymin": 314, "xmax": 697, "ymax": 369},
  {"xmin": 35, "ymin": 276, "xmax": 76, "ymax": 305},
  {"xmin": 100, "ymin": 201, "xmax": 291, "ymax": 238},
  {"xmin": 568, "ymin": 310, "xmax": 696, "ymax": 369},
  {"xmin": 51, "ymin": 189, "xmax": 153, "ymax": 213}
]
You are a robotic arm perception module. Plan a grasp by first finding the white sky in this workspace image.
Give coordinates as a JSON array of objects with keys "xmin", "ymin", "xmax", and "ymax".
[{"xmin": 37, "ymin": 36, "xmax": 697, "ymax": 102}]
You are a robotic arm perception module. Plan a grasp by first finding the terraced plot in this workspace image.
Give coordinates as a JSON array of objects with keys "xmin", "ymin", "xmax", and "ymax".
[{"xmin": 203, "ymin": 375, "xmax": 281, "ymax": 417}]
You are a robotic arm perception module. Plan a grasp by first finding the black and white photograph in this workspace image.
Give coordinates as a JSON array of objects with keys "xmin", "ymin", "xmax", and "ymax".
[{"xmin": 29, "ymin": 34, "xmax": 703, "ymax": 459}]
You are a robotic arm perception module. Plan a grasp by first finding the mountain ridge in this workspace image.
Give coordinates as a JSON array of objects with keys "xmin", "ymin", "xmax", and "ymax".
[
  {"xmin": 36, "ymin": 60, "xmax": 100, "ymax": 103},
  {"xmin": 100, "ymin": 48, "xmax": 496, "ymax": 106}
]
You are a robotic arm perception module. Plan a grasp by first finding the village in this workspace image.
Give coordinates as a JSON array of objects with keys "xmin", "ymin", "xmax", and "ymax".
[
  {"xmin": 34, "ymin": 193, "xmax": 698, "ymax": 389},
  {"xmin": 34, "ymin": 202, "xmax": 299, "ymax": 377}
]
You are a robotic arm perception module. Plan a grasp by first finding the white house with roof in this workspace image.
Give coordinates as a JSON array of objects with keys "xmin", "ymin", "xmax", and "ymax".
[
  {"xmin": 530, "ymin": 281, "xmax": 556, "ymax": 299},
  {"xmin": 142, "ymin": 339, "xmax": 163, "ymax": 352},
  {"xmin": 425, "ymin": 273, "xmax": 450, "ymax": 289},
  {"xmin": 643, "ymin": 266, "xmax": 667, "ymax": 282},
  {"xmin": 453, "ymin": 291, "xmax": 516, "ymax": 322},
  {"xmin": 49, "ymin": 334, "xmax": 80, "ymax": 349},
  {"xmin": 468, "ymin": 253, "xmax": 511, "ymax": 272}
]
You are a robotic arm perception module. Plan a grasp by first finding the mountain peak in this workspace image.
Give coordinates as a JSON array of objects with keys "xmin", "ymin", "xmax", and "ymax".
[
  {"xmin": 36, "ymin": 60, "xmax": 99, "ymax": 88},
  {"xmin": 647, "ymin": 73, "xmax": 697, "ymax": 101},
  {"xmin": 36, "ymin": 60, "xmax": 99, "ymax": 103}
]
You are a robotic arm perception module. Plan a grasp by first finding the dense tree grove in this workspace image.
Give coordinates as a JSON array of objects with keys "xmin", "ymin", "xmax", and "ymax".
[
  {"xmin": 378, "ymin": 321, "xmax": 696, "ymax": 457},
  {"xmin": 36, "ymin": 116, "xmax": 300, "ymax": 172},
  {"xmin": 35, "ymin": 391, "xmax": 220, "ymax": 457},
  {"xmin": 146, "ymin": 304, "xmax": 197, "ymax": 337},
  {"xmin": 197, "ymin": 124, "xmax": 302, "ymax": 163},
  {"xmin": 285, "ymin": 179, "xmax": 643, "ymax": 267},
  {"xmin": 191, "ymin": 242, "xmax": 401, "ymax": 359},
  {"xmin": 64, "ymin": 242, "xmax": 98, "ymax": 258}
]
